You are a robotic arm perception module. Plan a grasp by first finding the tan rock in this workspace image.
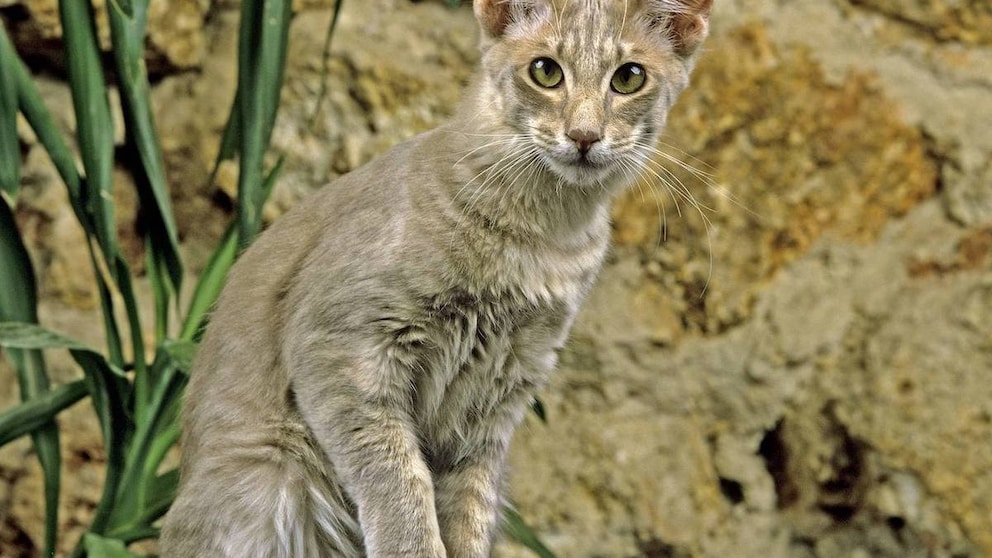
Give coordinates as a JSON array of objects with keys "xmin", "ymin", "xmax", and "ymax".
[
  {"xmin": 612, "ymin": 23, "xmax": 939, "ymax": 335},
  {"xmin": 4, "ymin": 0, "xmax": 210, "ymax": 70},
  {"xmin": 850, "ymin": 0, "xmax": 992, "ymax": 45}
]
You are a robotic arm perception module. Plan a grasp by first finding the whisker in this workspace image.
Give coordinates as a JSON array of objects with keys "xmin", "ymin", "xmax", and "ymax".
[
  {"xmin": 447, "ymin": 141, "xmax": 536, "ymax": 240},
  {"xmin": 452, "ymin": 137, "xmax": 525, "ymax": 166},
  {"xmin": 635, "ymin": 140, "xmax": 762, "ymax": 221},
  {"xmin": 632, "ymin": 152, "xmax": 715, "ymax": 296},
  {"xmin": 453, "ymin": 143, "xmax": 543, "ymax": 239},
  {"xmin": 641, "ymin": 158, "xmax": 717, "ymax": 214},
  {"xmin": 620, "ymin": 155, "xmax": 669, "ymax": 247},
  {"xmin": 616, "ymin": 0, "xmax": 630, "ymax": 44}
]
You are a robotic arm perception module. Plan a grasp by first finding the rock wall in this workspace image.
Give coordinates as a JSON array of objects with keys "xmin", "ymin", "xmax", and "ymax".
[{"xmin": 1, "ymin": 0, "xmax": 990, "ymax": 556}]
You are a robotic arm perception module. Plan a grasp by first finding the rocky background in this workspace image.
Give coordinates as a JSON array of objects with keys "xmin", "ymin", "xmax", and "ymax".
[{"xmin": 1, "ymin": 0, "xmax": 991, "ymax": 556}]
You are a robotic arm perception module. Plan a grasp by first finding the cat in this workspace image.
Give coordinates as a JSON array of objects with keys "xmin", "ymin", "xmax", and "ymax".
[{"xmin": 159, "ymin": 0, "xmax": 711, "ymax": 556}]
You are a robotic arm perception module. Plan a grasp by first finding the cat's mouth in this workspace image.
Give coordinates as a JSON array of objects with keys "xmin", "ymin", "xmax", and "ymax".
[
  {"xmin": 542, "ymin": 150, "xmax": 617, "ymax": 186},
  {"xmin": 547, "ymin": 147, "xmax": 608, "ymax": 169},
  {"xmin": 574, "ymin": 154, "xmax": 604, "ymax": 169},
  {"xmin": 565, "ymin": 146, "xmax": 615, "ymax": 174}
]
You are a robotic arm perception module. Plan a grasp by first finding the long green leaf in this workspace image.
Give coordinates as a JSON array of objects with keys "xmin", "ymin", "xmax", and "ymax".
[
  {"xmin": 0, "ymin": 322, "xmax": 133, "ymax": 557},
  {"xmin": 112, "ymin": 254, "xmax": 147, "ymax": 412},
  {"xmin": 82, "ymin": 339, "xmax": 188, "ymax": 541},
  {"xmin": 107, "ymin": 0, "xmax": 184, "ymax": 321},
  {"xmin": 142, "ymin": 468, "xmax": 180, "ymax": 523},
  {"xmin": 9, "ymin": 73, "xmax": 77, "ymax": 192},
  {"xmin": 88, "ymin": 247, "xmax": 126, "ymax": 368},
  {"xmin": 0, "ymin": 204, "xmax": 62, "ymax": 557},
  {"xmin": 206, "ymin": 88, "xmax": 242, "ymax": 191},
  {"xmin": 107, "ymin": 0, "xmax": 134, "ymax": 17},
  {"xmin": 187, "ymin": 93, "xmax": 249, "ymax": 338},
  {"xmin": 306, "ymin": 0, "xmax": 345, "ymax": 129},
  {"xmin": 186, "ymin": 0, "xmax": 292, "ymax": 335},
  {"xmin": 236, "ymin": 0, "xmax": 292, "ymax": 246},
  {"xmin": 6, "ymin": 26, "xmax": 129, "ymax": 370},
  {"xmin": 0, "ymin": 321, "xmax": 94, "ymax": 352},
  {"xmin": 503, "ymin": 506, "xmax": 558, "ymax": 558},
  {"xmin": 59, "ymin": 0, "xmax": 149, "ymax": 388},
  {"xmin": 181, "ymin": 88, "xmax": 242, "ymax": 342},
  {"xmin": 146, "ymin": 236, "xmax": 168, "ymax": 342},
  {"xmin": 0, "ymin": 380, "xmax": 88, "ymax": 447},
  {"xmin": 4, "ymin": 26, "xmax": 84, "ymax": 210},
  {"xmin": 58, "ymin": 0, "xmax": 118, "ymax": 275},
  {"xmin": 107, "ymin": 346, "xmax": 185, "ymax": 531},
  {"xmin": 0, "ymin": 27, "xmax": 19, "ymax": 199},
  {"xmin": 72, "ymin": 347, "xmax": 132, "ymax": 541},
  {"xmin": 109, "ymin": 526, "xmax": 158, "ymax": 547},
  {"xmin": 83, "ymin": 533, "xmax": 141, "ymax": 558},
  {"xmin": 179, "ymin": 228, "xmax": 234, "ymax": 338}
]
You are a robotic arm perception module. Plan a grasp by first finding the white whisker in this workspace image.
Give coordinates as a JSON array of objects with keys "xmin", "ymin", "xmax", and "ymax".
[{"xmin": 627, "ymin": 145, "xmax": 716, "ymax": 295}]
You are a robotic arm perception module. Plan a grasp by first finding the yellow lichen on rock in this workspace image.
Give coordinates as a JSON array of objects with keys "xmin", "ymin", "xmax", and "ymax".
[{"xmin": 612, "ymin": 23, "xmax": 939, "ymax": 334}]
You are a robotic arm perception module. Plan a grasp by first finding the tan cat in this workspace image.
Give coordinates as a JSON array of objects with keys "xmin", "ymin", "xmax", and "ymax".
[{"xmin": 159, "ymin": 0, "xmax": 712, "ymax": 556}]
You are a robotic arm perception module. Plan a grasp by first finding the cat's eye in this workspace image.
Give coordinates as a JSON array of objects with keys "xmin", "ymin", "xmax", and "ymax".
[
  {"xmin": 611, "ymin": 63, "xmax": 647, "ymax": 94},
  {"xmin": 529, "ymin": 58, "xmax": 564, "ymax": 89}
]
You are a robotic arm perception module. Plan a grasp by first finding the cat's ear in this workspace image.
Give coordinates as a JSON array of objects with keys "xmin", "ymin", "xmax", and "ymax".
[
  {"xmin": 474, "ymin": 0, "xmax": 549, "ymax": 40},
  {"xmin": 641, "ymin": 0, "xmax": 712, "ymax": 58}
]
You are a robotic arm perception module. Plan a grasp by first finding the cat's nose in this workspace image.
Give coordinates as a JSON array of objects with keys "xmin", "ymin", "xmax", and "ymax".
[{"xmin": 567, "ymin": 129, "xmax": 601, "ymax": 154}]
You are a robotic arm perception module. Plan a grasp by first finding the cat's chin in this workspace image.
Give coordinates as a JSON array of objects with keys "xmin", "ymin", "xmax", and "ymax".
[{"xmin": 544, "ymin": 157, "xmax": 621, "ymax": 189}]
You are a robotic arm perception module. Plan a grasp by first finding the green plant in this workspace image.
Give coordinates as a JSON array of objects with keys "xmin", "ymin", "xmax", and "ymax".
[
  {"xmin": 0, "ymin": 0, "xmax": 555, "ymax": 556},
  {"xmin": 0, "ymin": 0, "xmax": 290, "ymax": 554}
]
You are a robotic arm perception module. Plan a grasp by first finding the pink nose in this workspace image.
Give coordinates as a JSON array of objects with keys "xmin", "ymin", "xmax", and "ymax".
[{"xmin": 567, "ymin": 129, "xmax": 601, "ymax": 154}]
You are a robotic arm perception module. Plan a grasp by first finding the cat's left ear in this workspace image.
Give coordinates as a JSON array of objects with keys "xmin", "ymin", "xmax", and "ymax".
[
  {"xmin": 474, "ymin": 0, "xmax": 550, "ymax": 40},
  {"xmin": 642, "ymin": 0, "xmax": 713, "ymax": 58}
]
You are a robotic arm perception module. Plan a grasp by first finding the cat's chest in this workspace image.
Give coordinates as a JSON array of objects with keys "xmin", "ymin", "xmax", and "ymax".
[
  {"xmin": 483, "ymin": 243, "xmax": 602, "ymax": 306},
  {"xmin": 418, "ymin": 289, "xmax": 565, "ymax": 380},
  {"xmin": 388, "ymin": 289, "xmax": 571, "ymax": 450}
]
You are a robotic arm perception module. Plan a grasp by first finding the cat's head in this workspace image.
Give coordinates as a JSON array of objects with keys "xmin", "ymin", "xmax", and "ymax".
[{"xmin": 472, "ymin": 0, "xmax": 711, "ymax": 187}]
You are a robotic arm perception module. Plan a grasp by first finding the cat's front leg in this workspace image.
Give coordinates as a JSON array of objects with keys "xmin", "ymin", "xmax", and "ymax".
[
  {"xmin": 291, "ymin": 355, "xmax": 447, "ymax": 558},
  {"xmin": 435, "ymin": 445, "xmax": 506, "ymax": 557},
  {"xmin": 435, "ymin": 395, "xmax": 531, "ymax": 558}
]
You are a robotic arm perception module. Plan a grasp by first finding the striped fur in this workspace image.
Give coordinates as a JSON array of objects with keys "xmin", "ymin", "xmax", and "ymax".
[{"xmin": 159, "ymin": 1, "xmax": 709, "ymax": 556}]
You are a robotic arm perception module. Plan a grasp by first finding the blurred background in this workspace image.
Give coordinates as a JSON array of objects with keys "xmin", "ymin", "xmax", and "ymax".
[{"xmin": 1, "ymin": 0, "xmax": 990, "ymax": 556}]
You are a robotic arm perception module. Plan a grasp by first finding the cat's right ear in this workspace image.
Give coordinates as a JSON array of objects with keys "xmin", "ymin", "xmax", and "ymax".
[
  {"xmin": 474, "ymin": 0, "xmax": 549, "ymax": 40},
  {"xmin": 474, "ymin": 0, "xmax": 512, "ymax": 38},
  {"xmin": 641, "ymin": 0, "xmax": 713, "ymax": 58}
]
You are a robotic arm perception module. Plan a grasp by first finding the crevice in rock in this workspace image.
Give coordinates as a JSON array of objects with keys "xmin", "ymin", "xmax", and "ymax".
[
  {"xmin": 0, "ymin": 467, "xmax": 34, "ymax": 558},
  {"xmin": 0, "ymin": 517, "xmax": 34, "ymax": 558},
  {"xmin": 758, "ymin": 419, "xmax": 798, "ymax": 509},
  {"xmin": 718, "ymin": 476, "xmax": 745, "ymax": 505},
  {"xmin": 1, "ymin": 9, "xmax": 199, "ymax": 82},
  {"xmin": 0, "ymin": 4, "xmax": 30, "ymax": 24},
  {"xmin": 885, "ymin": 515, "xmax": 906, "ymax": 532},
  {"xmin": 635, "ymin": 534, "xmax": 690, "ymax": 558},
  {"xmin": 758, "ymin": 407, "xmax": 871, "ymax": 521},
  {"xmin": 817, "ymin": 413, "xmax": 869, "ymax": 523}
]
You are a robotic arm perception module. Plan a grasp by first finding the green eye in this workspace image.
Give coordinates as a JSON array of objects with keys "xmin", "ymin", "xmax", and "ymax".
[
  {"xmin": 529, "ymin": 57, "xmax": 564, "ymax": 88},
  {"xmin": 611, "ymin": 62, "xmax": 646, "ymax": 94}
]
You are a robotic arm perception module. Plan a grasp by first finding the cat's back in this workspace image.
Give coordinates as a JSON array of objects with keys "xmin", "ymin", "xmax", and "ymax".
[
  {"xmin": 181, "ymin": 136, "xmax": 430, "ymax": 454},
  {"xmin": 200, "ymin": 132, "xmax": 429, "ymax": 348}
]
